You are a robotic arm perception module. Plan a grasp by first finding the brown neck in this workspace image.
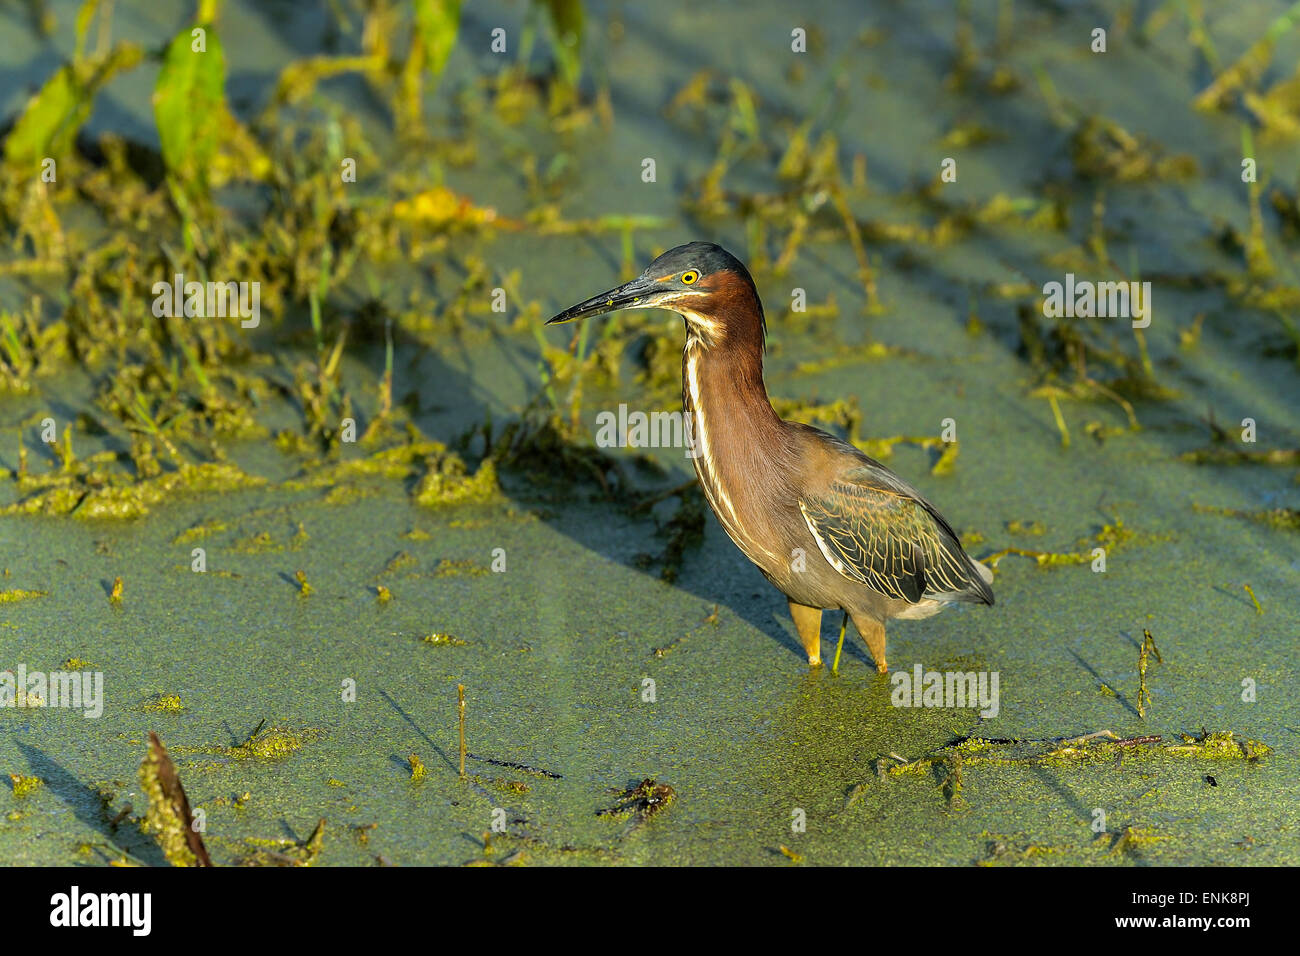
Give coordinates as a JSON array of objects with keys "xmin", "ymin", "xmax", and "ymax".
[
  {"xmin": 682, "ymin": 330, "xmax": 789, "ymax": 481},
  {"xmin": 680, "ymin": 332, "xmax": 793, "ymax": 565},
  {"xmin": 682, "ymin": 332, "xmax": 775, "ymax": 416}
]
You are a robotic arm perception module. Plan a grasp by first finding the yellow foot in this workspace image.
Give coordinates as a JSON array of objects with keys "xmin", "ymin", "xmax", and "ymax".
[{"xmin": 808, "ymin": 653, "xmax": 822, "ymax": 667}]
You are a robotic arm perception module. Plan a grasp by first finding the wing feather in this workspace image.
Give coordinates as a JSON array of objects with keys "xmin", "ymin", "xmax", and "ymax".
[{"xmin": 799, "ymin": 464, "xmax": 993, "ymax": 606}]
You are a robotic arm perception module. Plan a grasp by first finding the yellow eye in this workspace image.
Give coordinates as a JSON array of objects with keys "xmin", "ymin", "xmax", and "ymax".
[{"xmin": 681, "ymin": 270, "xmax": 699, "ymax": 284}]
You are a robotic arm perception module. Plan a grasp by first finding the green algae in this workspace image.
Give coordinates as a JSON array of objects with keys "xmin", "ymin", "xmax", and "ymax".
[
  {"xmin": 1006, "ymin": 520, "xmax": 1046, "ymax": 536},
  {"xmin": 231, "ymin": 727, "xmax": 323, "ymax": 760},
  {"xmin": 1179, "ymin": 447, "xmax": 1300, "ymax": 466},
  {"xmin": 1194, "ymin": 503, "xmax": 1300, "ymax": 531},
  {"xmin": 380, "ymin": 551, "xmax": 418, "ymax": 576},
  {"xmin": 985, "ymin": 514, "xmax": 1154, "ymax": 570},
  {"xmin": 284, "ymin": 442, "xmax": 443, "ymax": 490},
  {"xmin": 884, "ymin": 729, "xmax": 1272, "ymax": 781},
  {"xmin": 415, "ymin": 456, "xmax": 500, "ymax": 508},
  {"xmin": 228, "ymin": 531, "xmax": 281, "ymax": 554},
  {"xmin": 434, "ymin": 558, "xmax": 488, "ymax": 577},
  {"xmin": 141, "ymin": 694, "xmax": 185, "ymax": 714},
  {"xmin": 422, "ymin": 632, "xmax": 468, "ymax": 647},
  {"xmin": 8, "ymin": 774, "xmax": 43, "ymax": 798},
  {"xmin": 978, "ymin": 836, "xmax": 1072, "ymax": 866},
  {"xmin": 597, "ymin": 779, "xmax": 677, "ymax": 823},
  {"xmin": 1109, "ymin": 825, "xmax": 1170, "ymax": 856},
  {"xmin": 174, "ymin": 726, "xmax": 325, "ymax": 762},
  {"xmin": 138, "ymin": 732, "xmax": 211, "ymax": 867},
  {"xmin": 172, "ymin": 518, "xmax": 230, "ymax": 544},
  {"xmin": 4, "ymin": 462, "xmax": 266, "ymax": 520},
  {"xmin": 0, "ymin": 0, "xmax": 1297, "ymax": 869},
  {"xmin": 472, "ymin": 775, "xmax": 531, "ymax": 795},
  {"xmin": 1069, "ymin": 116, "xmax": 1198, "ymax": 182},
  {"xmin": 237, "ymin": 818, "xmax": 326, "ymax": 867}
]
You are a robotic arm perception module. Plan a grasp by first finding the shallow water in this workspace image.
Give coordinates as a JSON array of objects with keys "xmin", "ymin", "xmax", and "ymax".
[{"xmin": 1, "ymin": 0, "xmax": 1297, "ymax": 865}]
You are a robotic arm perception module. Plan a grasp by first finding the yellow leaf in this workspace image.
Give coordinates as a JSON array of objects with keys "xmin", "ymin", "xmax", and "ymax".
[{"xmin": 393, "ymin": 187, "xmax": 499, "ymax": 227}]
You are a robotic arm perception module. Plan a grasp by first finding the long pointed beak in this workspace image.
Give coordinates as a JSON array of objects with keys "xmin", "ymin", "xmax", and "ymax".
[{"xmin": 545, "ymin": 275, "xmax": 660, "ymax": 325}]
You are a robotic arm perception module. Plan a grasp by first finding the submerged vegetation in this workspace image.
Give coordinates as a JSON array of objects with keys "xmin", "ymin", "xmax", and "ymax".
[
  {"xmin": 0, "ymin": 7, "xmax": 1280, "ymax": 486},
  {"xmin": 0, "ymin": 0, "xmax": 639, "ymax": 524},
  {"xmin": 879, "ymin": 728, "xmax": 1272, "ymax": 815},
  {"xmin": 1, "ymin": 0, "xmax": 1296, "ymax": 867},
  {"xmin": 0, "ymin": 0, "xmax": 1296, "ymax": 552}
]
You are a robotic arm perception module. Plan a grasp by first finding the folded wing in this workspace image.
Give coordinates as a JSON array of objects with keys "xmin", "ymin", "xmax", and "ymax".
[{"xmin": 798, "ymin": 463, "xmax": 994, "ymax": 606}]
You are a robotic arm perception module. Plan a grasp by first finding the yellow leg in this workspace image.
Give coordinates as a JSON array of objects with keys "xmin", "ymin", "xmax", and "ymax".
[
  {"xmin": 788, "ymin": 600, "xmax": 823, "ymax": 666},
  {"xmin": 831, "ymin": 611, "xmax": 848, "ymax": 675},
  {"xmin": 851, "ymin": 614, "xmax": 889, "ymax": 674}
]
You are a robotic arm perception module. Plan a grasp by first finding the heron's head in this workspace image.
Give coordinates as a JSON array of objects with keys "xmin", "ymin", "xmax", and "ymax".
[{"xmin": 546, "ymin": 241, "xmax": 765, "ymax": 348}]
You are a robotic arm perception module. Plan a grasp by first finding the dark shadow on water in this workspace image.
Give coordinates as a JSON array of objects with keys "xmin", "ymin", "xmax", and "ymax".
[
  {"xmin": 1068, "ymin": 647, "xmax": 1139, "ymax": 718},
  {"xmin": 16, "ymin": 741, "xmax": 168, "ymax": 867},
  {"xmin": 1211, "ymin": 585, "xmax": 1255, "ymax": 611},
  {"xmin": 378, "ymin": 688, "xmax": 457, "ymax": 774}
]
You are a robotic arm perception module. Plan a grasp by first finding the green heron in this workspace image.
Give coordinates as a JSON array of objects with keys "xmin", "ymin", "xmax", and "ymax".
[{"xmin": 547, "ymin": 241, "xmax": 993, "ymax": 673}]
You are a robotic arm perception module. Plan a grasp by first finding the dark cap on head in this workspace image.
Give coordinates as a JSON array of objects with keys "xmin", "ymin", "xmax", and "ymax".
[
  {"xmin": 644, "ymin": 241, "xmax": 753, "ymax": 283},
  {"xmin": 545, "ymin": 240, "xmax": 765, "ymax": 346}
]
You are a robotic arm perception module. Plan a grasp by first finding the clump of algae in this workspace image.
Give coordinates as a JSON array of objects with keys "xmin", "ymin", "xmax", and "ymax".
[
  {"xmin": 138, "ymin": 732, "xmax": 211, "ymax": 867},
  {"xmin": 472, "ymin": 775, "xmax": 530, "ymax": 795},
  {"xmin": 984, "ymin": 514, "xmax": 1156, "ymax": 571},
  {"xmin": 174, "ymin": 723, "xmax": 324, "ymax": 762},
  {"xmin": 141, "ymin": 694, "xmax": 185, "ymax": 714},
  {"xmin": 422, "ymin": 632, "xmax": 468, "ymax": 647},
  {"xmin": 414, "ymin": 455, "xmax": 499, "ymax": 507},
  {"xmin": 434, "ymin": 558, "xmax": 488, "ymax": 577},
  {"xmin": 1194, "ymin": 503, "xmax": 1300, "ymax": 532},
  {"xmin": 9, "ymin": 773, "xmax": 43, "ymax": 798},
  {"xmin": 172, "ymin": 518, "xmax": 229, "ymax": 545},
  {"xmin": 285, "ymin": 437, "xmax": 501, "ymax": 509},
  {"xmin": 1179, "ymin": 447, "xmax": 1300, "ymax": 466},
  {"xmin": 1070, "ymin": 116, "xmax": 1197, "ymax": 182},
  {"xmin": 1166, "ymin": 730, "xmax": 1272, "ymax": 760},
  {"xmin": 380, "ymin": 551, "xmax": 417, "ymax": 575},
  {"xmin": 597, "ymin": 779, "xmax": 677, "ymax": 822},
  {"xmin": 229, "ymin": 727, "xmax": 321, "ymax": 760},
  {"xmin": 4, "ymin": 462, "xmax": 265, "ymax": 520},
  {"xmin": 882, "ymin": 729, "xmax": 1271, "ymax": 783},
  {"xmin": 237, "ymin": 819, "xmax": 325, "ymax": 867}
]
